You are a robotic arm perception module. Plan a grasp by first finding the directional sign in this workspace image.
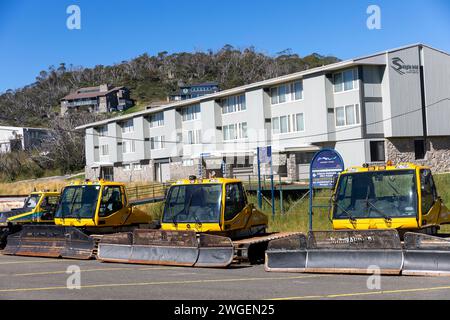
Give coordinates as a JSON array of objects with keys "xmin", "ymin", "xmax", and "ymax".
[
  {"xmin": 310, "ymin": 149, "xmax": 345, "ymax": 189},
  {"xmin": 309, "ymin": 148, "xmax": 345, "ymax": 231}
]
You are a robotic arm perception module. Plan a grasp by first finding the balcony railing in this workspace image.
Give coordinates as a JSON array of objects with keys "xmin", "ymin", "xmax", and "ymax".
[{"xmin": 67, "ymin": 100, "xmax": 99, "ymax": 107}]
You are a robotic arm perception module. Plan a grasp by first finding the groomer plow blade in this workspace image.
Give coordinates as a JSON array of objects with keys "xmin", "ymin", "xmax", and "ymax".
[
  {"xmin": 97, "ymin": 229, "xmax": 234, "ymax": 268},
  {"xmin": 3, "ymin": 225, "xmax": 95, "ymax": 260},
  {"xmin": 305, "ymin": 230, "xmax": 403, "ymax": 275},
  {"xmin": 403, "ymin": 232, "xmax": 450, "ymax": 276},
  {"xmin": 264, "ymin": 233, "xmax": 308, "ymax": 272}
]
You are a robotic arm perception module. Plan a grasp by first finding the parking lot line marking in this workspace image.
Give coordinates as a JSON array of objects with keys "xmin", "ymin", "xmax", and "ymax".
[
  {"xmin": 269, "ymin": 285, "xmax": 450, "ymax": 300},
  {"xmin": 0, "ymin": 274, "xmax": 325, "ymax": 293},
  {"xmin": 14, "ymin": 266, "xmax": 175, "ymax": 276}
]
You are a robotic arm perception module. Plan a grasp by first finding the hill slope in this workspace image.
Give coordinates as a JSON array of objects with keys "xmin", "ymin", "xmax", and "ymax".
[{"xmin": 0, "ymin": 45, "xmax": 339, "ymax": 126}]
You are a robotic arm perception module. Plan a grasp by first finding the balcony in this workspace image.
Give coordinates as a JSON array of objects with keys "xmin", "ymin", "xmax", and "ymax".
[{"xmin": 67, "ymin": 100, "xmax": 99, "ymax": 107}]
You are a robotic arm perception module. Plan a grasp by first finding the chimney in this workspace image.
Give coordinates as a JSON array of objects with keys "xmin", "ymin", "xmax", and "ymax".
[{"xmin": 99, "ymin": 84, "xmax": 109, "ymax": 92}]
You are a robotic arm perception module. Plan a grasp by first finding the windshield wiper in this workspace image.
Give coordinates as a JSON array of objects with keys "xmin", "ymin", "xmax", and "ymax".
[
  {"xmin": 185, "ymin": 192, "xmax": 202, "ymax": 226},
  {"xmin": 170, "ymin": 204, "xmax": 182, "ymax": 226},
  {"xmin": 334, "ymin": 200, "xmax": 357, "ymax": 222},
  {"xmin": 386, "ymin": 180, "xmax": 402, "ymax": 197},
  {"xmin": 365, "ymin": 199, "xmax": 392, "ymax": 221},
  {"xmin": 364, "ymin": 185, "xmax": 389, "ymax": 221}
]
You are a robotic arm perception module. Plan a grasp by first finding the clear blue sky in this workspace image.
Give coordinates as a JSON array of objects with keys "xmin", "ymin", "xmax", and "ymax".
[{"xmin": 0, "ymin": 0, "xmax": 449, "ymax": 92}]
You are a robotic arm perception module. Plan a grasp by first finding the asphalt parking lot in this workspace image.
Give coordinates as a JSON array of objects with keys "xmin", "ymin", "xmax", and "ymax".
[{"xmin": 1, "ymin": 254, "xmax": 450, "ymax": 300}]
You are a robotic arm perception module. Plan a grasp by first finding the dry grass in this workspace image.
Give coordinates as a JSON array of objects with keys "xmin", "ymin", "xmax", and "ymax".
[
  {"xmin": 0, "ymin": 178, "xmax": 167, "ymax": 196},
  {"xmin": 0, "ymin": 180, "xmax": 68, "ymax": 195},
  {"xmin": 247, "ymin": 191, "xmax": 333, "ymax": 233}
]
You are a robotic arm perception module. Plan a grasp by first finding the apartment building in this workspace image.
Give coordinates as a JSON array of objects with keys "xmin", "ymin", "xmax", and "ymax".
[
  {"xmin": 61, "ymin": 84, "xmax": 134, "ymax": 114},
  {"xmin": 0, "ymin": 126, "xmax": 51, "ymax": 153},
  {"xmin": 77, "ymin": 44, "xmax": 450, "ymax": 182}
]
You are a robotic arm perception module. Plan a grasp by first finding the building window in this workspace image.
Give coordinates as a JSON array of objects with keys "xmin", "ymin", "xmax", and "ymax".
[
  {"xmin": 335, "ymin": 104, "xmax": 360, "ymax": 127},
  {"xmin": 270, "ymin": 81, "xmax": 303, "ymax": 105},
  {"xmin": 149, "ymin": 112, "xmax": 164, "ymax": 128},
  {"xmin": 150, "ymin": 136, "xmax": 165, "ymax": 150},
  {"xmin": 294, "ymin": 113, "xmax": 305, "ymax": 132},
  {"xmin": 334, "ymin": 69, "xmax": 358, "ymax": 93},
  {"xmin": 185, "ymin": 130, "xmax": 201, "ymax": 145},
  {"xmin": 415, "ymin": 140, "xmax": 426, "ymax": 160},
  {"xmin": 123, "ymin": 140, "xmax": 135, "ymax": 153},
  {"xmin": 294, "ymin": 81, "xmax": 303, "ymax": 100},
  {"xmin": 280, "ymin": 115, "xmax": 289, "ymax": 133},
  {"xmin": 272, "ymin": 113, "xmax": 304, "ymax": 134},
  {"xmin": 222, "ymin": 95, "xmax": 246, "ymax": 114},
  {"xmin": 223, "ymin": 122, "xmax": 248, "ymax": 141},
  {"xmin": 100, "ymin": 144, "xmax": 109, "ymax": 156},
  {"xmin": 133, "ymin": 163, "xmax": 142, "ymax": 170},
  {"xmin": 121, "ymin": 119, "xmax": 134, "ymax": 133},
  {"xmin": 181, "ymin": 104, "xmax": 200, "ymax": 121},
  {"xmin": 182, "ymin": 159, "xmax": 194, "ymax": 167},
  {"xmin": 370, "ymin": 141, "xmax": 385, "ymax": 162},
  {"xmin": 97, "ymin": 126, "xmax": 108, "ymax": 137},
  {"xmin": 123, "ymin": 164, "xmax": 131, "ymax": 171},
  {"xmin": 272, "ymin": 117, "xmax": 280, "ymax": 134}
]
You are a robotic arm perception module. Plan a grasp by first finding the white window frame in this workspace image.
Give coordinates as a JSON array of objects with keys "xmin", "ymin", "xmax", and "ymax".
[
  {"xmin": 185, "ymin": 130, "xmax": 202, "ymax": 145},
  {"xmin": 222, "ymin": 95, "xmax": 246, "ymax": 114},
  {"xmin": 182, "ymin": 159, "xmax": 194, "ymax": 167},
  {"xmin": 123, "ymin": 164, "xmax": 131, "ymax": 171},
  {"xmin": 149, "ymin": 112, "xmax": 164, "ymax": 128},
  {"xmin": 272, "ymin": 113, "xmax": 305, "ymax": 134},
  {"xmin": 222, "ymin": 122, "xmax": 248, "ymax": 141},
  {"xmin": 100, "ymin": 144, "xmax": 109, "ymax": 156},
  {"xmin": 270, "ymin": 81, "xmax": 304, "ymax": 106},
  {"xmin": 121, "ymin": 119, "xmax": 134, "ymax": 133},
  {"xmin": 181, "ymin": 104, "xmax": 201, "ymax": 122},
  {"xmin": 150, "ymin": 136, "xmax": 165, "ymax": 150},
  {"xmin": 279, "ymin": 115, "xmax": 290, "ymax": 134},
  {"xmin": 97, "ymin": 125, "xmax": 108, "ymax": 137},
  {"xmin": 333, "ymin": 68, "xmax": 359, "ymax": 93},
  {"xmin": 335, "ymin": 104, "xmax": 360, "ymax": 127},
  {"xmin": 122, "ymin": 140, "xmax": 136, "ymax": 154},
  {"xmin": 293, "ymin": 113, "xmax": 305, "ymax": 132},
  {"xmin": 133, "ymin": 163, "xmax": 142, "ymax": 171}
]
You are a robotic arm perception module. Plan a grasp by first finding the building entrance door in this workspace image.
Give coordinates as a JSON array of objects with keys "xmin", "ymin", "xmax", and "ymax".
[
  {"xmin": 155, "ymin": 162, "xmax": 170, "ymax": 182},
  {"xmin": 100, "ymin": 166, "xmax": 114, "ymax": 181}
]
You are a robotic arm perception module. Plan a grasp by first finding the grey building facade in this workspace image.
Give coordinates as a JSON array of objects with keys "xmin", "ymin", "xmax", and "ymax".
[{"xmin": 78, "ymin": 44, "xmax": 450, "ymax": 182}]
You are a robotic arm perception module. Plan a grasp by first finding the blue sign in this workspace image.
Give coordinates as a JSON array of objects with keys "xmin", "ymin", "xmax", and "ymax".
[
  {"xmin": 310, "ymin": 149, "xmax": 345, "ymax": 188},
  {"xmin": 258, "ymin": 146, "xmax": 272, "ymax": 164},
  {"xmin": 309, "ymin": 148, "xmax": 344, "ymax": 231}
]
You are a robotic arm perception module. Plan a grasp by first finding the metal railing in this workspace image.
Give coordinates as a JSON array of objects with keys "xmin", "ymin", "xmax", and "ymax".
[
  {"xmin": 67, "ymin": 100, "xmax": 98, "ymax": 107},
  {"xmin": 126, "ymin": 182, "xmax": 172, "ymax": 202},
  {"xmin": 237, "ymin": 174, "xmax": 309, "ymax": 191}
]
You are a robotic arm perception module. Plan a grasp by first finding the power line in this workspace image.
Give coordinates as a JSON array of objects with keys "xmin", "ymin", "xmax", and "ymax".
[{"xmin": 2, "ymin": 97, "xmax": 449, "ymax": 146}]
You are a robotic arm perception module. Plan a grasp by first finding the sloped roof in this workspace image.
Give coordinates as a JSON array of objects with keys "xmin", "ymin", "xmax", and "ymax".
[{"xmin": 61, "ymin": 86, "xmax": 125, "ymax": 101}]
